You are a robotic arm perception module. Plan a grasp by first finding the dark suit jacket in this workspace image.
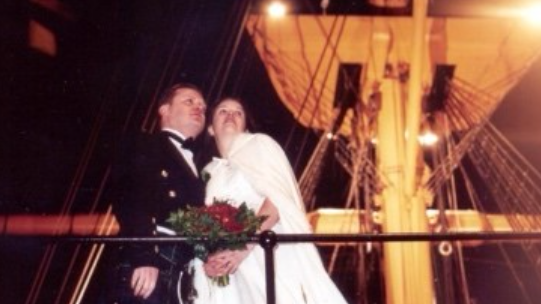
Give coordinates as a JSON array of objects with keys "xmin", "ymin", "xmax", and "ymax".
[{"xmin": 112, "ymin": 130, "xmax": 205, "ymax": 270}]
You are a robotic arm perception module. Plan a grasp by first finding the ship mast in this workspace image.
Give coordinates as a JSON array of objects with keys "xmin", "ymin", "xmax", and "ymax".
[{"xmin": 377, "ymin": 0, "xmax": 433, "ymax": 303}]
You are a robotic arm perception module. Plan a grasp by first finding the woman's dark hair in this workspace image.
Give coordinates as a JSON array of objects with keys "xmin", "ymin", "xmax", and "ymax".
[
  {"xmin": 208, "ymin": 96, "xmax": 258, "ymax": 132},
  {"xmin": 157, "ymin": 82, "xmax": 203, "ymax": 107},
  {"xmin": 196, "ymin": 97, "xmax": 257, "ymax": 165}
]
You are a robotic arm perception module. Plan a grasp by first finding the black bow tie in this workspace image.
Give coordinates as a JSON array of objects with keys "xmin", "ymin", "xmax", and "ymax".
[{"xmin": 164, "ymin": 131, "xmax": 196, "ymax": 151}]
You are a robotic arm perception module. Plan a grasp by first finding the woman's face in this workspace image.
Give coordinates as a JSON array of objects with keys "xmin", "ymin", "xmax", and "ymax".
[{"xmin": 209, "ymin": 98, "xmax": 247, "ymax": 138}]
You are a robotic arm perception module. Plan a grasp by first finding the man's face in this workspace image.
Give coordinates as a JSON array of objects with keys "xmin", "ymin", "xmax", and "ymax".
[{"xmin": 159, "ymin": 88, "xmax": 206, "ymax": 138}]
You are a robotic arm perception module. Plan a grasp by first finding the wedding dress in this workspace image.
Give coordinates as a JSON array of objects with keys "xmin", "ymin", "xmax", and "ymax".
[{"xmin": 192, "ymin": 133, "xmax": 348, "ymax": 304}]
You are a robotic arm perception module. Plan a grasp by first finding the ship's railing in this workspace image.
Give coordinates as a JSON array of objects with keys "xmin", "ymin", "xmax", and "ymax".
[{"xmin": 7, "ymin": 230, "xmax": 541, "ymax": 304}]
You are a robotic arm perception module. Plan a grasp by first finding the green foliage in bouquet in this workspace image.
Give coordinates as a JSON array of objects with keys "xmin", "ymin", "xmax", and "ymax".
[{"xmin": 167, "ymin": 199, "xmax": 266, "ymax": 262}]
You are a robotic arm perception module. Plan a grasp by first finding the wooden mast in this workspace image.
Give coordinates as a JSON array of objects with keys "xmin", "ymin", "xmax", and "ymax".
[
  {"xmin": 244, "ymin": 2, "xmax": 541, "ymax": 303},
  {"xmin": 377, "ymin": 0, "xmax": 434, "ymax": 303}
]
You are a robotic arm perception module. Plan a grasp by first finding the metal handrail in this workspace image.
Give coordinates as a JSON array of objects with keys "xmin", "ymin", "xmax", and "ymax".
[{"xmin": 5, "ymin": 230, "xmax": 541, "ymax": 304}]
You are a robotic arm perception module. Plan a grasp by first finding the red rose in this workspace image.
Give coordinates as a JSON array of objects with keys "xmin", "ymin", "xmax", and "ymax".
[
  {"xmin": 167, "ymin": 199, "xmax": 265, "ymax": 287},
  {"xmin": 205, "ymin": 203, "xmax": 244, "ymax": 232}
]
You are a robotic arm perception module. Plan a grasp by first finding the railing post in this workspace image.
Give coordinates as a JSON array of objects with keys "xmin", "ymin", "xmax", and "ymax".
[{"xmin": 260, "ymin": 230, "xmax": 277, "ymax": 304}]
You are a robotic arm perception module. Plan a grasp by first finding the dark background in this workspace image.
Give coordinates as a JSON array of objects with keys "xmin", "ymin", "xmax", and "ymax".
[
  {"xmin": 0, "ymin": 1, "xmax": 323, "ymax": 303},
  {"xmin": 1, "ymin": 1, "xmax": 541, "ymax": 303}
]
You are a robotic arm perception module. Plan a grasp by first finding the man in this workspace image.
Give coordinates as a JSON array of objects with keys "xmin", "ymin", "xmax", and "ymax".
[{"xmin": 111, "ymin": 83, "xmax": 207, "ymax": 303}]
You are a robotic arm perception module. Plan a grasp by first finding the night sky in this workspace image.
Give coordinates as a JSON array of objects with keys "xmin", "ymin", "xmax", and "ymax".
[
  {"xmin": 0, "ymin": 1, "xmax": 318, "ymax": 303},
  {"xmin": 1, "ymin": 1, "xmax": 541, "ymax": 304}
]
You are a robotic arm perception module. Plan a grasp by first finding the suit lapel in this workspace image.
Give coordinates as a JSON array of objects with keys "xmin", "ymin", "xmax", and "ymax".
[{"xmin": 158, "ymin": 132, "xmax": 198, "ymax": 179}]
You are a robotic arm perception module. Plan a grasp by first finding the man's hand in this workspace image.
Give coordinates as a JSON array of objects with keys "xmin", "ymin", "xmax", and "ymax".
[{"xmin": 131, "ymin": 266, "xmax": 159, "ymax": 299}]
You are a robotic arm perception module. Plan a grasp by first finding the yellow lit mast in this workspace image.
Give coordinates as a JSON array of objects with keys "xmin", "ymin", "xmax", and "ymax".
[{"xmin": 376, "ymin": 0, "xmax": 433, "ymax": 303}]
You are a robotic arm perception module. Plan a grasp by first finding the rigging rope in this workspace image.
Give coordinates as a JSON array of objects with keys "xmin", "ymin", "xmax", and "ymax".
[
  {"xmin": 206, "ymin": 0, "xmax": 253, "ymax": 103},
  {"xmin": 422, "ymin": 63, "xmax": 541, "ymax": 304},
  {"xmin": 26, "ymin": 1, "xmax": 254, "ymax": 303},
  {"xmin": 26, "ymin": 75, "xmax": 112, "ymax": 304}
]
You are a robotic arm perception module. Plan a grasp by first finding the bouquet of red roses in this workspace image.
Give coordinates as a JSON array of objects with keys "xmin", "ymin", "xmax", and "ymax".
[{"xmin": 167, "ymin": 199, "xmax": 265, "ymax": 286}]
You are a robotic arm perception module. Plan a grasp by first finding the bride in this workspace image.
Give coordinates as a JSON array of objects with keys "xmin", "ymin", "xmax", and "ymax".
[{"xmin": 192, "ymin": 97, "xmax": 348, "ymax": 304}]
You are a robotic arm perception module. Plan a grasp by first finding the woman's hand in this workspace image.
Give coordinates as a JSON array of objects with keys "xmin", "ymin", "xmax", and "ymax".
[
  {"xmin": 203, "ymin": 245, "xmax": 254, "ymax": 276},
  {"xmin": 203, "ymin": 198, "xmax": 278, "ymax": 278}
]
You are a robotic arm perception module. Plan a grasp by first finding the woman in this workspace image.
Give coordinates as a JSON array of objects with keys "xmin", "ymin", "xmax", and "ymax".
[{"xmin": 192, "ymin": 97, "xmax": 348, "ymax": 304}]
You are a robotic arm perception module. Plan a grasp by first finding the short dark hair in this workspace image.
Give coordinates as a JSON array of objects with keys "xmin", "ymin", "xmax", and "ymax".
[
  {"xmin": 209, "ymin": 96, "xmax": 257, "ymax": 132},
  {"xmin": 157, "ymin": 83, "xmax": 203, "ymax": 107}
]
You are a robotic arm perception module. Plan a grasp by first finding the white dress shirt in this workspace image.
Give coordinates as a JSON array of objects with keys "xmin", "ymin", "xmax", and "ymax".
[{"xmin": 161, "ymin": 128, "xmax": 198, "ymax": 177}]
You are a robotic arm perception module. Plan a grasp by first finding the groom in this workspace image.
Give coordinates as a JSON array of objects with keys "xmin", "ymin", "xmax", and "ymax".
[{"xmin": 111, "ymin": 83, "xmax": 207, "ymax": 303}]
